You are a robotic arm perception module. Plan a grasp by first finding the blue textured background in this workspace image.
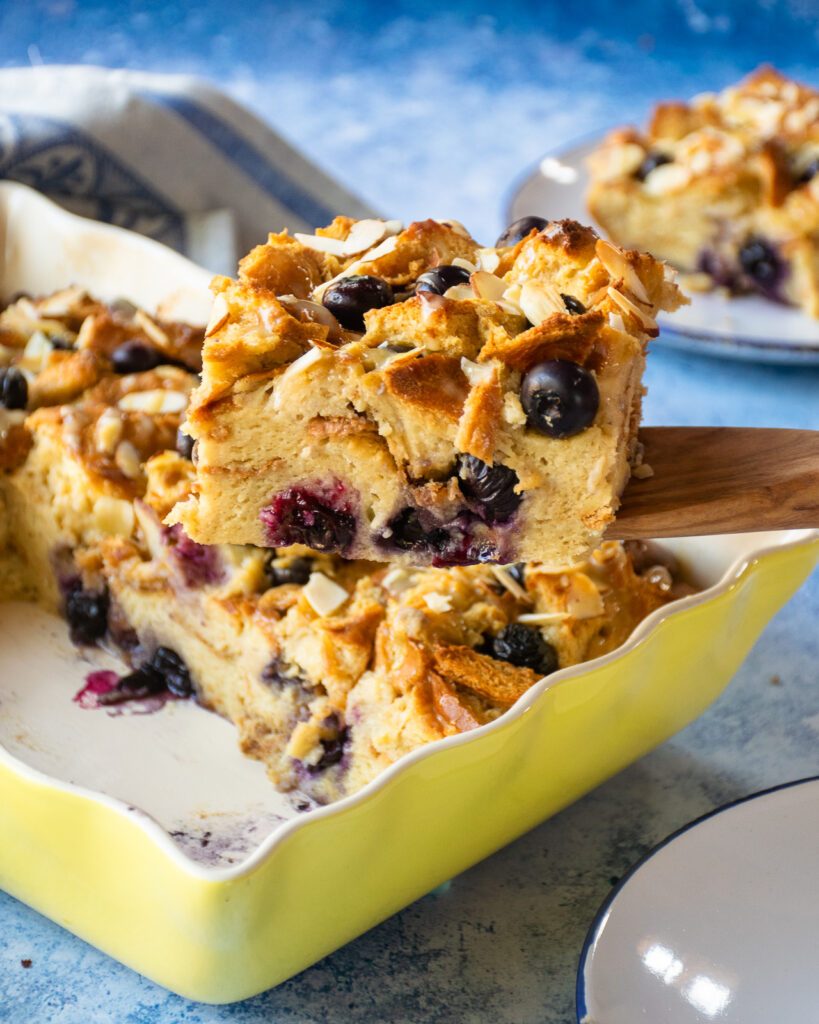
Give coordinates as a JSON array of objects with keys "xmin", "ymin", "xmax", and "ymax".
[{"xmin": 1, "ymin": 2, "xmax": 819, "ymax": 1021}]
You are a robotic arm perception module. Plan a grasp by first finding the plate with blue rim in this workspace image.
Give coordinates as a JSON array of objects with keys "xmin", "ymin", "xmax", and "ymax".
[
  {"xmin": 504, "ymin": 136, "xmax": 819, "ymax": 364},
  {"xmin": 576, "ymin": 775, "xmax": 819, "ymax": 1023}
]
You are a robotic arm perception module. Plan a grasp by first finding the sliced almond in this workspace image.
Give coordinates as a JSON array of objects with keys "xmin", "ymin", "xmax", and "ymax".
[
  {"xmin": 302, "ymin": 571, "xmax": 349, "ymax": 616},
  {"xmin": 94, "ymin": 408, "xmax": 123, "ymax": 454},
  {"xmin": 311, "ymin": 235, "xmax": 400, "ymax": 300},
  {"xmin": 565, "ymin": 573, "xmax": 605, "ymax": 620},
  {"xmin": 355, "ymin": 233, "xmax": 400, "ymax": 265},
  {"xmin": 114, "ymin": 440, "xmax": 142, "ymax": 479},
  {"xmin": 642, "ymin": 163, "xmax": 692, "ymax": 195},
  {"xmin": 607, "ymin": 287, "xmax": 658, "ymax": 331},
  {"xmin": 297, "ymin": 219, "xmax": 402, "ymax": 259},
  {"xmin": 470, "ymin": 270, "xmax": 507, "ymax": 302},
  {"xmin": 490, "ymin": 565, "xmax": 528, "ymax": 602},
  {"xmin": 460, "ymin": 356, "xmax": 496, "ymax": 387},
  {"xmin": 19, "ymin": 331, "xmax": 53, "ymax": 373},
  {"xmin": 423, "ymin": 592, "xmax": 453, "ymax": 613},
  {"xmin": 518, "ymin": 280, "xmax": 564, "ymax": 325},
  {"xmin": 134, "ymin": 309, "xmax": 170, "ymax": 349},
  {"xmin": 517, "ymin": 611, "xmax": 570, "ymax": 624},
  {"xmin": 452, "ymin": 256, "xmax": 478, "ymax": 273},
  {"xmin": 595, "ymin": 239, "xmax": 651, "ymax": 304},
  {"xmin": 443, "ymin": 283, "xmax": 475, "ymax": 301},
  {"xmin": 343, "ymin": 217, "xmax": 400, "ymax": 255},
  {"xmin": 476, "ymin": 248, "xmax": 502, "ymax": 274},
  {"xmin": 381, "ymin": 567, "xmax": 417, "ymax": 594},
  {"xmin": 440, "ymin": 219, "xmax": 471, "ymax": 238},
  {"xmin": 294, "ymin": 233, "xmax": 349, "ymax": 257},
  {"xmin": 35, "ymin": 287, "xmax": 88, "ymax": 318},
  {"xmin": 205, "ymin": 293, "xmax": 230, "ymax": 337},
  {"xmin": 119, "ymin": 389, "xmax": 188, "ymax": 414},
  {"xmin": 278, "ymin": 295, "xmax": 343, "ymax": 341}
]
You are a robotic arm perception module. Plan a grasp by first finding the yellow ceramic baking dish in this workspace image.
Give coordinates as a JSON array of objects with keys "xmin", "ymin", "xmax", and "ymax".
[{"xmin": 1, "ymin": 183, "xmax": 817, "ymax": 1004}]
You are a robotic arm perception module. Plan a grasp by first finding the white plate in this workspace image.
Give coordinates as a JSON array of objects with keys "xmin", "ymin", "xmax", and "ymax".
[
  {"xmin": 505, "ymin": 138, "xmax": 819, "ymax": 364},
  {"xmin": 577, "ymin": 776, "xmax": 819, "ymax": 1023}
]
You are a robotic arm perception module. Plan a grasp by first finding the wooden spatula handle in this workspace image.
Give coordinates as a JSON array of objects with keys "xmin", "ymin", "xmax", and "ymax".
[{"xmin": 608, "ymin": 427, "xmax": 819, "ymax": 539}]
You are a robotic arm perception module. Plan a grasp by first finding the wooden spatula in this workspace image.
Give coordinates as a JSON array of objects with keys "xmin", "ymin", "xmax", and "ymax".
[{"xmin": 608, "ymin": 427, "xmax": 819, "ymax": 539}]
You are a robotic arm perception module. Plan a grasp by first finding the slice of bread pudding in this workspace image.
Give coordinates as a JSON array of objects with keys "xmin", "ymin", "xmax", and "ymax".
[
  {"xmin": 0, "ymin": 289, "xmax": 690, "ymax": 805},
  {"xmin": 171, "ymin": 217, "xmax": 685, "ymax": 568},
  {"xmin": 587, "ymin": 66, "xmax": 819, "ymax": 316}
]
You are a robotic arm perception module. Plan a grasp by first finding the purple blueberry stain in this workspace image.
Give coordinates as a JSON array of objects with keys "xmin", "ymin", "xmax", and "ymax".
[
  {"xmin": 697, "ymin": 248, "xmax": 740, "ymax": 291},
  {"xmin": 260, "ymin": 483, "xmax": 357, "ymax": 553},
  {"xmin": 73, "ymin": 646, "xmax": 195, "ymax": 713},
  {"xmin": 162, "ymin": 523, "xmax": 224, "ymax": 587},
  {"xmin": 73, "ymin": 670, "xmax": 119, "ymax": 708},
  {"xmin": 699, "ymin": 238, "xmax": 789, "ymax": 303}
]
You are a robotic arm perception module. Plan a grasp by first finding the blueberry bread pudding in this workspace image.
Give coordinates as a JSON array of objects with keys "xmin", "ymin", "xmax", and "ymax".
[
  {"xmin": 170, "ymin": 215, "xmax": 686, "ymax": 568},
  {"xmin": 587, "ymin": 66, "xmax": 819, "ymax": 316},
  {"xmin": 0, "ymin": 288, "xmax": 693, "ymax": 804}
]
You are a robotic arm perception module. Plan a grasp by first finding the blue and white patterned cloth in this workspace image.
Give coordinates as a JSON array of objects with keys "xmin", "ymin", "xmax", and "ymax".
[{"xmin": 0, "ymin": 65, "xmax": 377, "ymax": 274}]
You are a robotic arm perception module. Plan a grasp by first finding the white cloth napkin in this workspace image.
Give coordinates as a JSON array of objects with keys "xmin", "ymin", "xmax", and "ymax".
[{"xmin": 0, "ymin": 65, "xmax": 377, "ymax": 274}]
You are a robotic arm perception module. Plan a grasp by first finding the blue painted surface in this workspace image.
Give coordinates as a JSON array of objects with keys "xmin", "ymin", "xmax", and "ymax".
[{"xmin": 1, "ymin": 2, "xmax": 819, "ymax": 1021}]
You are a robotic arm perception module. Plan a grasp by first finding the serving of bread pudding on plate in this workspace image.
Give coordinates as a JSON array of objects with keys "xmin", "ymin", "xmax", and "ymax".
[
  {"xmin": 0, "ymin": 286, "xmax": 692, "ymax": 805},
  {"xmin": 587, "ymin": 66, "xmax": 819, "ymax": 317},
  {"xmin": 171, "ymin": 215, "xmax": 686, "ymax": 569}
]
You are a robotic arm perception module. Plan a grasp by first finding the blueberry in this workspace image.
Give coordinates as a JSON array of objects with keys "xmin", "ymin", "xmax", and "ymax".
[
  {"xmin": 485, "ymin": 623, "xmax": 558, "ymax": 676},
  {"xmin": 738, "ymin": 238, "xmax": 783, "ymax": 290},
  {"xmin": 176, "ymin": 427, "xmax": 195, "ymax": 460},
  {"xmin": 634, "ymin": 151, "xmax": 673, "ymax": 182},
  {"xmin": 0, "ymin": 367, "xmax": 28, "ymax": 410},
  {"xmin": 118, "ymin": 666, "xmax": 165, "ymax": 695},
  {"xmin": 415, "ymin": 265, "xmax": 471, "ymax": 295},
  {"xmin": 148, "ymin": 646, "xmax": 194, "ymax": 697},
  {"xmin": 322, "ymin": 275, "xmax": 394, "ymax": 331},
  {"xmin": 495, "ymin": 216, "xmax": 549, "ymax": 248},
  {"xmin": 561, "ymin": 293, "xmax": 586, "ymax": 315},
  {"xmin": 65, "ymin": 586, "xmax": 109, "ymax": 645},
  {"xmin": 260, "ymin": 487, "xmax": 356, "ymax": 553},
  {"xmin": 384, "ymin": 506, "xmax": 430, "ymax": 550},
  {"xmin": 520, "ymin": 359, "xmax": 599, "ymax": 438},
  {"xmin": 456, "ymin": 454, "xmax": 522, "ymax": 524},
  {"xmin": 111, "ymin": 340, "xmax": 164, "ymax": 374},
  {"xmin": 264, "ymin": 553, "xmax": 314, "ymax": 587},
  {"xmin": 49, "ymin": 337, "xmax": 75, "ymax": 351}
]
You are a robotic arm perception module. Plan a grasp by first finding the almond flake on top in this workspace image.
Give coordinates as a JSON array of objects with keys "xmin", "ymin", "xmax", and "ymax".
[{"xmin": 302, "ymin": 571, "xmax": 349, "ymax": 616}]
